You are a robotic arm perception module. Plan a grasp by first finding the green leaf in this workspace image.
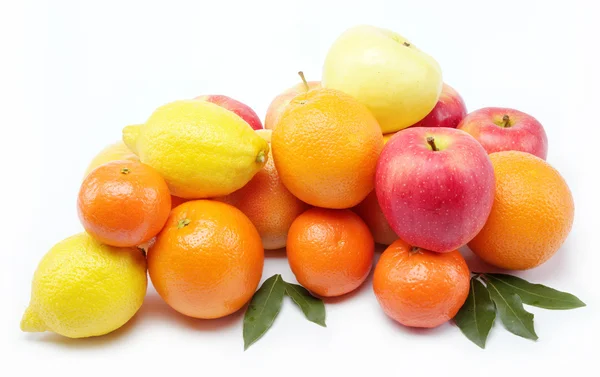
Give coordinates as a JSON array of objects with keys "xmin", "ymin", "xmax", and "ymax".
[
  {"xmin": 484, "ymin": 273, "xmax": 585, "ymax": 310},
  {"xmin": 454, "ymin": 278, "xmax": 496, "ymax": 348},
  {"xmin": 485, "ymin": 278, "xmax": 538, "ymax": 340},
  {"xmin": 243, "ymin": 274, "xmax": 286, "ymax": 350},
  {"xmin": 284, "ymin": 281, "xmax": 326, "ymax": 327}
]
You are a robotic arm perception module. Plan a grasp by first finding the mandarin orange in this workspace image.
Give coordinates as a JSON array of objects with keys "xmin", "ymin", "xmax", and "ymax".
[
  {"xmin": 286, "ymin": 208, "xmax": 374, "ymax": 297},
  {"xmin": 147, "ymin": 200, "xmax": 264, "ymax": 319},
  {"xmin": 78, "ymin": 160, "xmax": 171, "ymax": 247}
]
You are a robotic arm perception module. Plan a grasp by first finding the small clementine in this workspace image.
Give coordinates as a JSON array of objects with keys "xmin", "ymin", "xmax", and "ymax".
[
  {"xmin": 373, "ymin": 238, "xmax": 470, "ymax": 328},
  {"xmin": 286, "ymin": 208, "xmax": 374, "ymax": 297},
  {"xmin": 78, "ymin": 160, "xmax": 171, "ymax": 247}
]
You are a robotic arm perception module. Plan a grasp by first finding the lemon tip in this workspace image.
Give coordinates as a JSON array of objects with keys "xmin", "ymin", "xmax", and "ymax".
[{"xmin": 20, "ymin": 306, "xmax": 46, "ymax": 333}]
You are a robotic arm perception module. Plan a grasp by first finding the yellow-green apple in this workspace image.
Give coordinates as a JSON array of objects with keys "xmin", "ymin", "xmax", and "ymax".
[
  {"xmin": 375, "ymin": 127, "xmax": 495, "ymax": 253},
  {"xmin": 411, "ymin": 83, "xmax": 467, "ymax": 128},
  {"xmin": 322, "ymin": 25, "xmax": 443, "ymax": 133},
  {"xmin": 265, "ymin": 79, "xmax": 321, "ymax": 130},
  {"xmin": 457, "ymin": 107, "xmax": 548, "ymax": 160},
  {"xmin": 194, "ymin": 95, "xmax": 263, "ymax": 130}
]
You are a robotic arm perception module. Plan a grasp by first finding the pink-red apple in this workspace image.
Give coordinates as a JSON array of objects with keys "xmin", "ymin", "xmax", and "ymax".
[
  {"xmin": 411, "ymin": 83, "xmax": 467, "ymax": 128},
  {"xmin": 375, "ymin": 127, "xmax": 495, "ymax": 253},
  {"xmin": 265, "ymin": 80, "xmax": 321, "ymax": 130},
  {"xmin": 457, "ymin": 107, "xmax": 548, "ymax": 159},
  {"xmin": 194, "ymin": 95, "xmax": 263, "ymax": 130}
]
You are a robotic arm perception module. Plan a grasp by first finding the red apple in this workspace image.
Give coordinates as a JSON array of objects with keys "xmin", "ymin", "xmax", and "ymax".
[
  {"xmin": 457, "ymin": 107, "xmax": 548, "ymax": 159},
  {"xmin": 265, "ymin": 80, "xmax": 321, "ymax": 130},
  {"xmin": 194, "ymin": 95, "xmax": 263, "ymax": 130},
  {"xmin": 411, "ymin": 83, "xmax": 467, "ymax": 128},
  {"xmin": 375, "ymin": 127, "xmax": 495, "ymax": 253}
]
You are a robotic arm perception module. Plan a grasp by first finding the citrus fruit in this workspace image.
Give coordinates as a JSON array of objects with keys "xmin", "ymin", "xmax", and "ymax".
[
  {"xmin": 84, "ymin": 139, "xmax": 139, "ymax": 177},
  {"xmin": 353, "ymin": 133, "xmax": 398, "ymax": 245},
  {"xmin": 468, "ymin": 151, "xmax": 574, "ymax": 270},
  {"xmin": 147, "ymin": 200, "xmax": 264, "ymax": 319},
  {"xmin": 122, "ymin": 100, "xmax": 270, "ymax": 198},
  {"xmin": 373, "ymin": 238, "xmax": 470, "ymax": 328},
  {"xmin": 272, "ymin": 88, "xmax": 383, "ymax": 209},
  {"xmin": 353, "ymin": 191, "xmax": 398, "ymax": 245},
  {"xmin": 21, "ymin": 232, "xmax": 147, "ymax": 338},
  {"xmin": 286, "ymin": 208, "xmax": 374, "ymax": 297},
  {"xmin": 219, "ymin": 130, "xmax": 309, "ymax": 249},
  {"xmin": 78, "ymin": 160, "xmax": 171, "ymax": 247}
]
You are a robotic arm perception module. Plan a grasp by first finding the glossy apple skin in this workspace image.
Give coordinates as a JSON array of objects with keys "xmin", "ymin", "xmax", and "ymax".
[
  {"xmin": 195, "ymin": 95, "xmax": 263, "ymax": 130},
  {"xmin": 265, "ymin": 81, "xmax": 321, "ymax": 130},
  {"xmin": 411, "ymin": 83, "xmax": 467, "ymax": 128},
  {"xmin": 457, "ymin": 107, "xmax": 548, "ymax": 159},
  {"xmin": 375, "ymin": 127, "xmax": 495, "ymax": 253}
]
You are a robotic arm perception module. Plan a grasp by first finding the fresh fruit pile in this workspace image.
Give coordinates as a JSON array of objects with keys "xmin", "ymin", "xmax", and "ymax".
[{"xmin": 21, "ymin": 25, "xmax": 584, "ymax": 349}]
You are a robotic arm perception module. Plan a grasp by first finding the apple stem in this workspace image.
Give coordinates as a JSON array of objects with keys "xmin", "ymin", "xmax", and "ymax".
[
  {"xmin": 426, "ymin": 137, "xmax": 439, "ymax": 152},
  {"xmin": 403, "ymin": 41, "xmax": 411, "ymax": 47},
  {"xmin": 502, "ymin": 114, "xmax": 511, "ymax": 128},
  {"xmin": 298, "ymin": 71, "xmax": 310, "ymax": 93}
]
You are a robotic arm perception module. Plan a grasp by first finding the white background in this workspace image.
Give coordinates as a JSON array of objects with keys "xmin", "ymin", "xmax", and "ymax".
[{"xmin": 1, "ymin": 0, "xmax": 599, "ymax": 375}]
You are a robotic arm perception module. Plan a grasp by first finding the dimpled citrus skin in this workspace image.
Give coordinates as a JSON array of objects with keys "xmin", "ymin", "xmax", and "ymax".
[
  {"xmin": 353, "ymin": 190, "xmax": 398, "ymax": 245},
  {"xmin": 373, "ymin": 239, "xmax": 470, "ymax": 328},
  {"xmin": 84, "ymin": 140, "xmax": 139, "ymax": 177},
  {"xmin": 272, "ymin": 88, "xmax": 384, "ymax": 209},
  {"xmin": 123, "ymin": 100, "xmax": 270, "ymax": 199},
  {"xmin": 353, "ymin": 133, "xmax": 398, "ymax": 245},
  {"xmin": 286, "ymin": 208, "xmax": 374, "ymax": 297},
  {"xmin": 78, "ymin": 160, "xmax": 172, "ymax": 247},
  {"xmin": 219, "ymin": 131, "xmax": 309, "ymax": 249},
  {"xmin": 21, "ymin": 233, "xmax": 147, "ymax": 338},
  {"xmin": 468, "ymin": 151, "xmax": 574, "ymax": 270},
  {"xmin": 148, "ymin": 200, "xmax": 264, "ymax": 319}
]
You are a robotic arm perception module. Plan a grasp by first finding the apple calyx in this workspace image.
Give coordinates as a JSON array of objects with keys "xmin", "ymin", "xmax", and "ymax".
[
  {"xmin": 403, "ymin": 41, "xmax": 411, "ymax": 47},
  {"xmin": 120, "ymin": 167, "xmax": 130, "ymax": 175},
  {"xmin": 426, "ymin": 136, "xmax": 439, "ymax": 151},
  {"xmin": 298, "ymin": 71, "xmax": 310, "ymax": 93}
]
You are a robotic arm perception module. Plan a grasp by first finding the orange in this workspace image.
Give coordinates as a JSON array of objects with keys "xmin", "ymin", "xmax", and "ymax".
[
  {"xmin": 286, "ymin": 208, "xmax": 374, "ymax": 297},
  {"xmin": 219, "ymin": 130, "xmax": 309, "ymax": 249},
  {"xmin": 147, "ymin": 200, "xmax": 264, "ymax": 319},
  {"xmin": 373, "ymin": 239, "xmax": 470, "ymax": 328},
  {"xmin": 353, "ymin": 191, "xmax": 398, "ymax": 245},
  {"xmin": 78, "ymin": 160, "xmax": 171, "ymax": 247},
  {"xmin": 352, "ymin": 133, "xmax": 398, "ymax": 245},
  {"xmin": 468, "ymin": 151, "xmax": 574, "ymax": 270},
  {"xmin": 272, "ymin": 88, "xmax": 384, "ymax": 209}
]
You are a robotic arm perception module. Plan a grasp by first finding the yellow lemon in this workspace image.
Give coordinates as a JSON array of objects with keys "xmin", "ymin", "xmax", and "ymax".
[
  {"xmin": 21, "ymin": 233, "xmax": 147, "ymax": 338},
  {"xmin": 84, "ymin": 139, "xmax": 139, "ymax": 177},
  {"xmin": 123, "ymin": 100, "xmax": 269, "ymax": 198}
]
